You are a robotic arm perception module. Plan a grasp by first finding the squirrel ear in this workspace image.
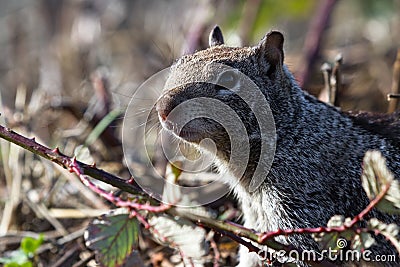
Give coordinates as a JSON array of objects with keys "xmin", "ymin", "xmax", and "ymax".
[
  {"xmin": 257, "ymin": 31, "xmax": 284, "ymax": 77},
  {"xmin": 209, "ymin": 25, "xmax": 224, "ymax": 47}
]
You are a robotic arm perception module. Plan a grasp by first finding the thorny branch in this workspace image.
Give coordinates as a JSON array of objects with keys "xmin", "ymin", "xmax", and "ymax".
[
  {"xmin": 0, "ymin": 124, "xmax": 396, "ymax": 266},
  {"xmin": 258, "ymin": 180, "xmax": 392, "ymax": 243},
  {"xmin": 0, "ymin": 125, "xmax": 146, "ymax": 197}
]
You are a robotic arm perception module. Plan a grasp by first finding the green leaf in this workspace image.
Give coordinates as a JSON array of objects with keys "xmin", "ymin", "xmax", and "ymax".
[
  {"xmin": 15, "ymin": 262, "xmax": 32, "ymax": 267},
  {"xmin": 376, "ymin": 179, "xmax": 400, "ymax": 214},
  {"xmin": 84, "ymin": 210, "xmax": 139, "ymax": 267},
  {"xmin": 21, "ymin": 235, "xmax": 44, "ymax": 255},
  {"xmin": 5, "ymin": 263, "xmax": 29, "ymax": 267}
]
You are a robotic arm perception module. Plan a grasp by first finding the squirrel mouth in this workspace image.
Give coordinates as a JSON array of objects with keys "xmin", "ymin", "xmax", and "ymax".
[{"xmin": 159, "ymin": 116, "xmax": 210, "ymax": 143}]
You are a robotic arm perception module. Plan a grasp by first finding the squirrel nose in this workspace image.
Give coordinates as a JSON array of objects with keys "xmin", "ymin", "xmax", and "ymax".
[{"xmin": 159, "ymin": 113, "xmax": 167, "ymax": 122}]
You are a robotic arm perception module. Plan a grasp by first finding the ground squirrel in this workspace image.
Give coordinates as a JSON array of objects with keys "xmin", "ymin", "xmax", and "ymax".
[{"xmin": 156, "ymin": 26, "xmax": 400, "ymax": 266}]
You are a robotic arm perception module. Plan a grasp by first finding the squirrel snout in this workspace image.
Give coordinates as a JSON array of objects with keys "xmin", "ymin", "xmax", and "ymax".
[
  {"xmin": 156, "ymin": 92, "xmax": 186, "ymax": 123},
  {"xmin": 156, "ymin": 95, "xmax": 182, "ymax": 134}
]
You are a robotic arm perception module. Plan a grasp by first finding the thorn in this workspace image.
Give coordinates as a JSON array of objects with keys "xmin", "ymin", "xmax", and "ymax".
[
  {"xmin": 6, "ymin": 127, "xmax": 12, "ymax": 132},
  {"xmin": 90, "ymin": 162, "xmax": 97, "ymax": 168},
  {"xmin": 129, "ymin": 212, "xmax": 136, "ymax": 219},
  {"xmin": 107, "ymin": 191, "xmax": 114, "ymax": 199},
  {"xmin": 387, "ymin": 93, "xmax": 400, "ymax": 100},
  {"xmin": 52, "ymin": 147, "xmax": 60, "ymax": 154},
  {"xmin": 127, "ymin": 177, "xmax": 135, "ymax": 184},
  {"xmin": 30, "ymin": 137, "xmax": 36, "ymax": 142},
  {"xmin": 321, "ymin": 63, "xmax": 333, "ymax": 105}
]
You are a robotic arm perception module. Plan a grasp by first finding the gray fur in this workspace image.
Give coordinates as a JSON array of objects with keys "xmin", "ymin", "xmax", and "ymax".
[{"xmin": 156, "ymin": 29, "xmax": 400, "ymax": 266}]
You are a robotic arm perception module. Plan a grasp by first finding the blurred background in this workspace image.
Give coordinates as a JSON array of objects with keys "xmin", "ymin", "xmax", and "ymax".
[{"xmin": 0, "ymin": 0, "xmax": 399, "ymax": 266}]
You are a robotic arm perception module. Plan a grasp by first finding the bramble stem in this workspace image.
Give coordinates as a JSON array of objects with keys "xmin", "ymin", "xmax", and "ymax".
[{"xmin": 258, "ymin": 179, "xmax": 392, "ymax": 244}]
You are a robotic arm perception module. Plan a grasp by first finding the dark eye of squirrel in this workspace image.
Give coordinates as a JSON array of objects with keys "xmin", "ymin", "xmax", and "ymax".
[{"xmin": 217, "ymin": 70, "xmax": 239, "ymax": 89}]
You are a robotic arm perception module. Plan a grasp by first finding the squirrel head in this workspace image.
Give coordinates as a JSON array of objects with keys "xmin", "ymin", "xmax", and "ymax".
[{"xmin": 156, "ymin": 26, "xmax": 293, "ymax": 168}]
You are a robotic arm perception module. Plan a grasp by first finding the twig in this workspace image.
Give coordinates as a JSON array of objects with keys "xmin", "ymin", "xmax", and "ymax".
[
  {"xmin": 332, "ymin": 53, "xmax": 343, "ymax": 107},
  {"xmin": 23, "ymin": 195, "xmax": 68, "ymax": 235},
  {"xmin": 175, "ymin": 210, "xmax": 334, "ymax": 266},
  {"xmin": 297, "ymin": 0, "xmax": 338, "ymax": 89},
  {"xmin": 371, "ymin": 228, "xmax": 400, "ymax": 255},
  {"xmin": 258, "ymin": 179, "xmax": 394, "ymax": 248},
  {"xmin": 69, "ymin": 157, "xmax": 171, "ymax": 213},
  {"xmin": 72, "ymin": 251, "xmax": 95, "ymax": 267},
  {"xmin": 321, "ymin": 63, "xmax": 333, "ymax": 104},
  {"xmin": 0, "ymin": 125, "xmax": 146, "ymax": 197},
  {"xmin": 48, "ymin": 243, "xmax": 81, "ymax": 267},
  {"xmin": 388, "ymin": 49, "xmax": 400, "ymax": 113},
  {"xmin": 388, "ymin": 94, "xmax": 400, "ymax": 99},
  {"xmin": 207, "ymin": 231, "xmax": 221, "ymax": 267}
]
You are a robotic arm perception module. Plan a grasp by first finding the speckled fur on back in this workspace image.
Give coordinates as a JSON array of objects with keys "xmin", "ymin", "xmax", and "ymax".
[{"xmin": 156, "ymin": 26, "xmax": 400, "ymax": 266}]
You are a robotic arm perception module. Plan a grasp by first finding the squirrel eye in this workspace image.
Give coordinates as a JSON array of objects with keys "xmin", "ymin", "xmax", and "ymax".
[{"xmin": 217, "ymin": 70, "xmax": 239, "ymax": 89}]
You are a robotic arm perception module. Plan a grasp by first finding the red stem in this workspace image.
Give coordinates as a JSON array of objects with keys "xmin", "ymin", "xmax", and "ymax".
[
  {"xmin": 259, "ymin": 180, "xmax": 393, "ymax": 244},
  {"xmin": 69, "ymin": 158, "xmax": 171, "ymax": 213},
  {"xmin": 349, "ymin": 181, "xmax": 392, "ymax": 226}
]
